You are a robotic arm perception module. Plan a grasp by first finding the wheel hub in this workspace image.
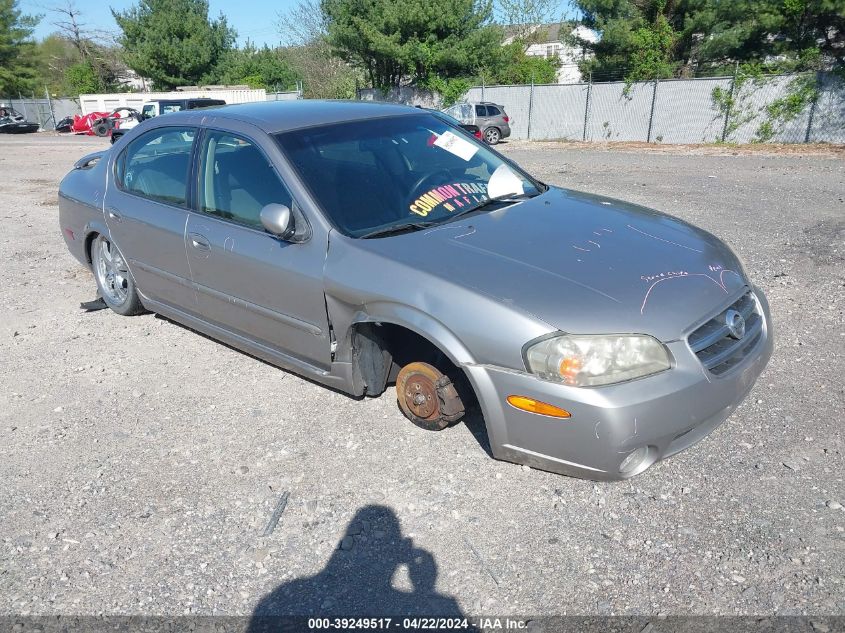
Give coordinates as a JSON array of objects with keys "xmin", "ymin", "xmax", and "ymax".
[{"xmin": 403, "ymin": 374, "xmax": 438, "ymax": 420}]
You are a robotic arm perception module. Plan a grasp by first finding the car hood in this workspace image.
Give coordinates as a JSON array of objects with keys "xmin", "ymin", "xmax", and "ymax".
[{"xmin": 354, "ymin": 187, "xmax": 748, "ymax": 342}]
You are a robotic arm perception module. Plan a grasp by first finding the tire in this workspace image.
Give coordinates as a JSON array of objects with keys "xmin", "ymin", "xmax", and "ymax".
[
  {"xmin": 93, "ymin": 120, "xmax": 111, "ymax": 137},
  {"xmin": 90, "ymin": 234, "xmax": 144, "ymax": 316},
  {"xmin": 484, "ymin": 127, "xmax": 501, "ymax": 144},
  {"xmin": 396, "ymin": 361, "xmax": 465, "ymax": 431}
]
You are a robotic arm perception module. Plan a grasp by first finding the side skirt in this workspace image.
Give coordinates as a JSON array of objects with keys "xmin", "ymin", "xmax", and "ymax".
[{"xmin": 140, "ymin": 293, "xmax": 357, "ymax": 396}]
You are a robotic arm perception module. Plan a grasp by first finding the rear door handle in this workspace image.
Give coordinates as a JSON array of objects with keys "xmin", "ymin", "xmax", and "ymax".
[
  {"xmin": 107, "ymin": 208, "xmax": 122, "ymax": 222},
  {"xmin": 188, "ymin": 233, "xmax": 210, "ymax": 251}
]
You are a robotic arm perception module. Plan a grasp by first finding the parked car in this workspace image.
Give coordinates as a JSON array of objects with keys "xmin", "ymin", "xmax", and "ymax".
[
  {"xmin": 442, "ymin": 101, "xmax": 511, "ymax": 144},
  {"xmin": 420, "ymin": 106, "xmax": 484, "ymax": 141},
  {"xmin": 58, "ymin": 101, "xmax": 772, "ymax": 480},
  {"xmin": 138, "ymin": 97, "xmax": 227, "ymax": 120},
  {"xmin": 110, "ymin": 98, "xmax": 226, "ymax": 144},
  {"xmin": 56, "ymin": 109, "xmax": 130, "ymax": 136},
  {"xmin": 0, "ymin": 107, "xmax": 39, "ymax": 133},
  {"xmin": 93, "ymin": 107, "xmax": 143, "ymax": 137}
]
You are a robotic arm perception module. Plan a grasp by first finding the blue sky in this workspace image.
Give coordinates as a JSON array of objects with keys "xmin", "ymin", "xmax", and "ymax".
[
  {"xmin": 21, "ymin": 0, "xmax": 299, "ymax": 47},
  {"xmin": 21, "ymin": 0, "xmax": 578, "ymax": 48}
]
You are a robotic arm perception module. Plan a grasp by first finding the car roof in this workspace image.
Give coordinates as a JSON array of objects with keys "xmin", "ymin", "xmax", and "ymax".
[
  {"xmin": 158, "ymin": 100, "xmax": 421, "ymax": 134},
  {"xmin": 453, "ymin": 101, "xmax": 504, "ymax": 107}
]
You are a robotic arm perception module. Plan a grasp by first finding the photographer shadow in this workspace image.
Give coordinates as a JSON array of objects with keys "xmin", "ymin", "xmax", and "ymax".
[{"xmin": 248, "ymin": 505, "xmax": 477, "ymax": 631}]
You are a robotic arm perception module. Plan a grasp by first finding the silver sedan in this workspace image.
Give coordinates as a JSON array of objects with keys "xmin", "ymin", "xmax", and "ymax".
[{"xmin": 58, "ymin": 101, "xmax": 773, "ymax": 480}]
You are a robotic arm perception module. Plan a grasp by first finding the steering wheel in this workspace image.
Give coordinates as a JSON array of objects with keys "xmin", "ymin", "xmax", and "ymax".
[{"xmin": 406, "ymin": 170, "xmax": 452, "ymax": 205}]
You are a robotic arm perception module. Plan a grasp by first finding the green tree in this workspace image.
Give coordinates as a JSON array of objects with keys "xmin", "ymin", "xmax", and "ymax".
[
  {"xmin": 688, "ymin": 0, "xmax": 845, "ymax": 69},
  {"xmin": 321, "ymin": 0, "xmax": 502, "ymax": 88},
  {"xmin": 0, "ymin": 0, "xmax": 40, "ymax": 95},
  {"xmin": 65, "ymin": 60, "xmax": 105, "ymax": 94},
  {"xmin": 217, "ymin": 43, "xmax": 300, "ymax": 90},
  {"xmin": 491, "ymin": 40, "xmax": 560, "ymax": 84},
  {"xmin": 47, "ymin": 2, "xmax": 128, "ymax": 92},
  {"xmin": 276, "ymin": 0, "xmax": 360, "ymax": 99},
  {"xmin": 112, "ymin": 0, "xmax": 236, "ymax": 89},
  {"xmin": 36, "ymin": 33, "xmax": 79, "ymax": 95},
  {"xmin": 575, "ymin": 0, "xmax": 845, "ymax": 81},
  {"xmin": 626, "ymin": 0, "xmax": 677, "ymax": 81}
]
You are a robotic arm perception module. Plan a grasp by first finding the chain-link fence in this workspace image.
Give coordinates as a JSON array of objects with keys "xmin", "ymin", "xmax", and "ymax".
[
  {"xmin": 461, "ymin": 71, "xmax": 845, "ymax": 144},
  {"xmin": 0, "ymin": 96, "xmax": 80, "ymax": 131}
]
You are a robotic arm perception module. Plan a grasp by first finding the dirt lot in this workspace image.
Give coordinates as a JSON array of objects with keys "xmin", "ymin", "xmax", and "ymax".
[{"xmin": 0, "ymin": 134, "xmax": 843, "ymax": 618}]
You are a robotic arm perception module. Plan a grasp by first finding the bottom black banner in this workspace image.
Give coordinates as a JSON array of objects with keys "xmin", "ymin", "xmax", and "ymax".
[{"xmin": 0, "ymin": 616, "xmax": 842, "ymax": 633}]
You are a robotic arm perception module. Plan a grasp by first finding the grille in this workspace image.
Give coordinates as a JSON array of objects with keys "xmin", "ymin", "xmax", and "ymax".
[{"xmin": 688, "ymin": 291, "xmax": 763, "ymax": 376}]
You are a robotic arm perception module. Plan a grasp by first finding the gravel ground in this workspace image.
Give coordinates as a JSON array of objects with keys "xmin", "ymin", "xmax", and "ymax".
[{"xmin": 0, "ymin": 134, "xmax": 843, "ymax": 619}]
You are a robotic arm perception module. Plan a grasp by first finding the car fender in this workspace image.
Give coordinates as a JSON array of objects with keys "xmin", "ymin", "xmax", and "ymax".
[
  {"xmin": 83, "ymin": 218, "xmax": 111, "ymax": 261},
  {"xmin": 337, "ymin": 300, "xmax": 477, "ymax": 369}
]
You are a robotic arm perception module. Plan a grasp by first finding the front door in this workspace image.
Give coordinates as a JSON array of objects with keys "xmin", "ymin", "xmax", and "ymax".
[
  {"xmin": 104, "ymin": 126, "xmax": 197, "ymax": 311},
  {"xmin": 185, "ymin": 128, "xmax": 331, "ymax": 368}
]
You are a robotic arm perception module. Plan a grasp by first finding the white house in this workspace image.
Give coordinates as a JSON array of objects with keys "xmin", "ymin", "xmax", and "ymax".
[{"xmin": 505, "ymin": 24, "xmax": 600, "ymax": 84}]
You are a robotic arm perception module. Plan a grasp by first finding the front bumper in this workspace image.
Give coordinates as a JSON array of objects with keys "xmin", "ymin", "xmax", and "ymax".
[{"xmin": 464, "ymin": 287, "xmax": 773, "ymax": 480}]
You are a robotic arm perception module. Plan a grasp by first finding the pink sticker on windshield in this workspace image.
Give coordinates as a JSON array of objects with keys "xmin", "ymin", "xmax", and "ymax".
[{"xmin": 409, "ymin": 182, "xmax": 488, "ymax": 217}]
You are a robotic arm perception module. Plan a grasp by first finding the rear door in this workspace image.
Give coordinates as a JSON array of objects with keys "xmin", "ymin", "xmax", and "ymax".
[
  {"xmin": 104, "ymin": 126, "xmax": 197, "ymax": 311},
  {"xmin": 184, "ymin": 126, "xmax": 332, "ymax": 368},
  {"xmin": 475, "ymin": 104, "xmax": 490, "ymax": 128}
]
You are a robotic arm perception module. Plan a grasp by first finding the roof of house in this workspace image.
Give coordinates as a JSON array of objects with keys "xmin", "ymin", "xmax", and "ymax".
[{"xmin": 503, "ymin": 23, "xmax": 599, "ymax": 45}]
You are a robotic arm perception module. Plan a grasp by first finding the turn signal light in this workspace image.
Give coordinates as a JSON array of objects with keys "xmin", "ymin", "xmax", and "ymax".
[{"xmin": 506, "ymin": 395, "xmax": 571, "ymax": 418}]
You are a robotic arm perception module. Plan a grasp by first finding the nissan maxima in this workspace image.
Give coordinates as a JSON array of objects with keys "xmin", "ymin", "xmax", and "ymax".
[{"xmin": 58, "ymin": 101, "xmax": 773, "ymax": 480}]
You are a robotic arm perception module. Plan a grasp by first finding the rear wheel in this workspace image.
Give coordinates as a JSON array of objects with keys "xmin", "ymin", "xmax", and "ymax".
[
  {"xmin": 92, "ymin": 119, "xmax": 112, "ymax": 137},
  {"xmin": 484, "ymin": 127, "xmax": 501, "ymax": 144},
  {"xmin": 91, "ymin": 235, "xmax": 144, "ymax": 316},
  {"xmin": 396, "ymin": 361, "xmax": 465, "ymax": 431}
]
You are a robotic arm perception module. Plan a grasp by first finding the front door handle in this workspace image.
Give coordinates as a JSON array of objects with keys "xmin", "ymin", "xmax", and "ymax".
[
  {"xmin": 107, "ymin": 208, "xmax": 122, "ymax": 222},
  {"xmin": 188, "ymin": 233, "xmax": 211, "ymax": 251}
]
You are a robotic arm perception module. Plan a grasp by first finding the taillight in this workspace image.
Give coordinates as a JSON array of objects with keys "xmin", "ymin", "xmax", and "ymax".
[
  {"xmin": 503, "ymin": 115, "xmax": 510, "ymax": 123},
  {"xmin": 474, "ymin": 130, "xmax": 482, "ymax": 139}
]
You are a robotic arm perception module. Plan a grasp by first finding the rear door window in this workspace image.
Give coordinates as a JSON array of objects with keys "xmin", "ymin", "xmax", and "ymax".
[{"xmin": 116, "ymin": 127, "xmax": 195, "ymax": 206}]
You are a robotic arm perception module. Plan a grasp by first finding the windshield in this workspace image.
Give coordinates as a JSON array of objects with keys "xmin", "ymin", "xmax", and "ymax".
[{"xmin": 275, "ymin": 114, "xmax": 541, "ymax": 238}]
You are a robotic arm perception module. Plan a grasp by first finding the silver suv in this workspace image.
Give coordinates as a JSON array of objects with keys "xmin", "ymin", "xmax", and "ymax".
[{"xmin": 442, "ymin": 102, "xmax": 511, "ymax": 144}]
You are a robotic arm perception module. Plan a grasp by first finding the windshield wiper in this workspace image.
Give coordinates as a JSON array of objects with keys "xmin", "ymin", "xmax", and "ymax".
[
  {"xmin": 358, "ymin": 221, "xmax": 437, "ymax": 239},
  {"xmin": 447, "ymin": 192, "xmax": 539, "ymax": 222},
  {"xmin": 358, "ymin": 192, "xmax": 540, "ymax": 239}
]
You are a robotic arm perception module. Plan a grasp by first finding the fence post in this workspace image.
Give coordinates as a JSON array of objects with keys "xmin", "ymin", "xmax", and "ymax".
[
  {"xmin": 582, "ymin": 72, "xmax": 592, "ymax": 141},
  {"xmin": 527, "ymin": 77, "xmax": 535, "ymax": 140},
  {"xmin": 721, "ymin": 62, "xmax": 739, "ymax": 143},
  {"xmin": 646, "ymin": 77, "xmax": 659, "ymax": 142},
  {"xmin": 44, "ymin": 86, "xmax": 57, "ymax": 130},
  {"xmin": 481, "ymin": 77, "xmax": 485, "ymax": 102},
  {"xmin": 804, "ymin": 71, "xmax": 821, "ymax": 143}
]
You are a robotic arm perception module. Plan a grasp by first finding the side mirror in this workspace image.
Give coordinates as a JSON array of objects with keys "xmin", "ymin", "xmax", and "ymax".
[{"xmin": 260, "ymin": 203, "xmax": 294, "ymax": 238}]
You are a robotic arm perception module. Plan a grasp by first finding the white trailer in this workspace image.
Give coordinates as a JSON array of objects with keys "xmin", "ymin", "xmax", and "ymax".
[{"xmin": 78, "ymin": 88, "xmax": 267, "ymax": 114}]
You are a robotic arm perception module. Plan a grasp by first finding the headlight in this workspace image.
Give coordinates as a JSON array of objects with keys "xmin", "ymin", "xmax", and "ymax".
[{"xmin": 524, "ymin": 334, "xmax": 671, "ymax": 387}]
